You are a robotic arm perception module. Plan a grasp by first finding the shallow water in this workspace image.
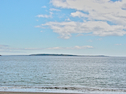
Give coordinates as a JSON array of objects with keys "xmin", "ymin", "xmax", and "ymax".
[{"xmin": 0, "ymin": 56, "xmax": 126, "ymax": 93}]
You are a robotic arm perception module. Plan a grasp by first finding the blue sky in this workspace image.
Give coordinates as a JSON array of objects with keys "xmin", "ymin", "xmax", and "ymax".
[{"xmin": 0, "ymin": 0, "xmax": 126, "ymax": 56}]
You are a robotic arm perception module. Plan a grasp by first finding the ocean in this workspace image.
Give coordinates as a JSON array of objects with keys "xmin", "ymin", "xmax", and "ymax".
[{"xmin": 0, "ymin": 56, "xmax": 126, "ymax": 94}]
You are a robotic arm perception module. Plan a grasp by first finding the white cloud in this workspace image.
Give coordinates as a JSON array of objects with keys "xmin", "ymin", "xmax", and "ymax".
[
  {"xmin": 42, "ymin": 6, "xmax": 47, "ymax": 8},
  {"xmin": 65, "ymin": 18, "xmax": 71, "ymax": 21},
  {"xmin": 48, "ymin": 47, "xmax": 62, "ymax": 50},
  {"xmin": 76, "ymin": 33, "xmax": 84, "ymax": 37},
  {"xmin": 0, "ymin": 44, "xmax": 44, "ymax": 52},
  {"xmin": 51, "ymin": 0, "xmax": 126, "ymax": 25},
  {"xmin": 40, "ymin": 0, "xmax": 126, "ymax": 38},
  {"xmin": 47, "ymin": 45, "xmax": 93, "ymax": 50},
  {"xmin": 71, "ymin": 11, "xmax": 88, "ymax": 18},
  {"xmin": 50, "ymin": 8, "xmax": 61, "ymax": 11},
  {"xmin": 73, "ymin": 45, "xmax": 93, "ymax": 49},
  {"xmin": 36, "ymin": 14, "xmax": 51, "ymax": 18},
  {"xmin": 36, "ymin": 12, "xmax": 53, "ymax": 18},
  {"xmin": 0, "ymin": 44, "xmax": 93, "ymax": 54},
  {"xmin": 37, "ymin": 21, "xmax": 126, "ymax": 39}
]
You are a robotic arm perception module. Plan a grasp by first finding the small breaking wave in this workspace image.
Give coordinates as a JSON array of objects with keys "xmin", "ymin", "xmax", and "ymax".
[{"xmin": 0, "ymin": 86, "xmax": 126, "ymax": 93}]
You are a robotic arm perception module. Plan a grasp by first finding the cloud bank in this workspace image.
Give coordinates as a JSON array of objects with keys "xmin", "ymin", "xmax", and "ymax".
[
  {"xmin": 0, "ymin": 45, "xmax": 93, "ymax": 53},
  {"xmin": 39, "ymin": 21, "xmax": 126, "ymax": 39},
  {"xmin": 48, "ymin": 45, "xmax": 93, "ymax": 50},
  {"xmin": 36, "ymin": 0, "xmax": 126, "ymax": 39}
]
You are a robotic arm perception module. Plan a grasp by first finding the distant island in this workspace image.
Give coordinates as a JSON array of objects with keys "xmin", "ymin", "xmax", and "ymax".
[
  {"xmin": 29, "ymin": 54, "xmax": 77, "ymax": 56},
  {"xmin": 29, "ymin": 54, "xmax": 108, "ymax": 57},
  {"xmin": 0, "ymin": 55, "xmax": 1, "ymax": 56}
]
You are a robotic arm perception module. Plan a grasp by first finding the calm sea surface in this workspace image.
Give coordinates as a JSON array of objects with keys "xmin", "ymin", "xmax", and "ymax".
[{"xmin": 0, "ymin": 56, "xmax": 126, "ymax": 93}]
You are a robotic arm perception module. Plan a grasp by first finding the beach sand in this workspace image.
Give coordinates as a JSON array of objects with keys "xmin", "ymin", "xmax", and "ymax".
[{"xmin": 0, "ymin": 92, "xmax": 99, "ymax": 94}]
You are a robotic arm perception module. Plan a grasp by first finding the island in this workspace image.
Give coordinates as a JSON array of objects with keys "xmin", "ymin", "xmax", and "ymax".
[
  {"xmin": 29, "ymin": 54, "xmax": 108, "ymax": 57},
  {"xmin": 0, "ymin": 55, "xmax": 1, "ymax": 56},
  {"xmin": 29, "ymin": 54, "xmax": 77, "ymax": 56}
]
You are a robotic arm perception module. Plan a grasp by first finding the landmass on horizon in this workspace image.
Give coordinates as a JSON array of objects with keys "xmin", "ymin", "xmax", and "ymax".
[{"xmin": 29, "ymin": 54, "xmax": 108, "ymax": 57}]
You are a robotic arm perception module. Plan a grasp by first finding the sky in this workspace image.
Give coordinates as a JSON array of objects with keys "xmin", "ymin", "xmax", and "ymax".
[{"xmin": 0, "ymin": 0, "xmax": 126, "ymax": 56}]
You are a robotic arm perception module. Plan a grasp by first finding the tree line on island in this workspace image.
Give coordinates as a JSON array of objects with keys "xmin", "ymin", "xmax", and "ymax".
[
  {"xmin": 0, "ymin": 54, "xmax": 109, "ymax": 57},
  {"xmin": 29, "ymin": 54, "xmax": 108, "ymax": 57}
]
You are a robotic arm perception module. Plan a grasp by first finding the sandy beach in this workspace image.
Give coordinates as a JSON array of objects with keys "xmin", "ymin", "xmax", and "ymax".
[
  {"xmin": 0, "ymin": 92, "xmax": 78, "ymax": 94},
  {"xmin": 0, "ymin": 92, "xmax": 99, "ymax": 94},
  {"xmin": 0, "ymin": 92, "xmax": 74, "ymax": 94}
]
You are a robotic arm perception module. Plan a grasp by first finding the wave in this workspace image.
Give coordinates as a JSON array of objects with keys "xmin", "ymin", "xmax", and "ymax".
[{"xmin": 0, "ymin": 86, "xmax": 126, "ymax": 93}]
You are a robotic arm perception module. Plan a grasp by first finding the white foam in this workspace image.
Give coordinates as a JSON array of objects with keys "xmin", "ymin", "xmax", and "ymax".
[{"xmin": 0, "ymin": 86, "xmax": 126, "ymax": 94}]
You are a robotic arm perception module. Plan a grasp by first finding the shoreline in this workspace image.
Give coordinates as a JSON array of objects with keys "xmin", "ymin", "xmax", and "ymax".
[
  {"xmin": 0, "ymin": 91, "xmax": 98, "ymax": 94},
  {"xmin": 1, "ymin": 91, "xmax": 126, "ymax": 94}
]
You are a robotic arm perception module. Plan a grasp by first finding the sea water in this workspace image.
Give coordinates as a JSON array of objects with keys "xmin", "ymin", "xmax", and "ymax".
[{"xmin": 0, "ymin": 56, "xmax": 126, "ymax": 94}]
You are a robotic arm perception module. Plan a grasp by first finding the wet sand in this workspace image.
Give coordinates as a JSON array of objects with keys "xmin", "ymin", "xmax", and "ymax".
[{"xmin": 0, "ymin": 92, "xmax": 99, "ymax": 94}]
